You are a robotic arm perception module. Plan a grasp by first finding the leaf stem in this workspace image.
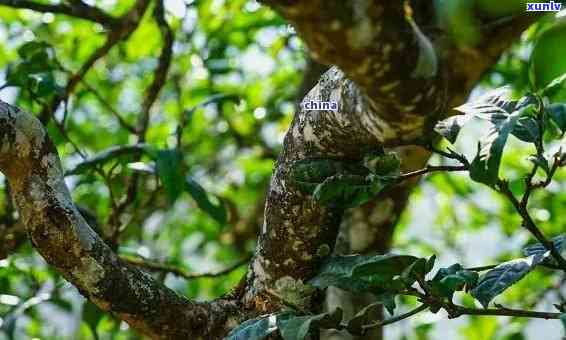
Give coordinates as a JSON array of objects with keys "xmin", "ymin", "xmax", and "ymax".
[
  {"xmin": 498, "ymin": 180, "xmax": 566, "ymax": 271},
  {"xmin": 398, "ymin": 165, "xmax": 468, "ymax": 181},
  {"xmin": 362, "ymin": 304, "xmax": 429, "ymax": 330}
]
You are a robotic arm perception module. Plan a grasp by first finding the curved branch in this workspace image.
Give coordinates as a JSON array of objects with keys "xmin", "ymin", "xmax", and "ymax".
[
  {"xmin": 0, "ymin": 0, "xmax": 120, "ymax": 28},
  {"xmin": 0, "ymin": 101, "xmax": 241, "ymax": 339}
]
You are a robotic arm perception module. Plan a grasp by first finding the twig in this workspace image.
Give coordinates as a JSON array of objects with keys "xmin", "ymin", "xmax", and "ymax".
[
  {"xmin": 121, "ymin": 254, "xmax": 251, "ymax": 280},
  {"xmin": 362, "ymin": 304, "xmax": 428, "ymax": 330},
  {"xmin": 398, "ymin": 165, "xmax": 468, "ymax": 181},
  {"xmin": 0, "ymin": 0, "xmax": 120, "ymax": 28},
  {"xmin": 65, "ymin": 144, "xmax": 148, "ymax": 176},
  {"xmin": 79, "ymin": 81, "xmax": 137, "ymax": 134},
  {"xmin": 498, "ymin": 180, "xmax": 566, "ymax": 271},
  {"xmin": 136, "ymin": 0, "xmax": 174, "ymax": 140},
  {"xmin": 449, "ymin": 305, "xmax": 562, "ymax": 320},
  {"xmin": 465, "ymin": 264, "xmax": 497, "ymax": 272}
]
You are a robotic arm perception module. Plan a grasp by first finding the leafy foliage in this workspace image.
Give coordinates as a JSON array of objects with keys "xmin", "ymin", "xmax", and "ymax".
[
  {"xmin": 277, "ymin": 308, "xmax": 343, "ymax": 340},
  {"xmin": 291, "ymin": 153, "xmax": 399, "ymax": 208},
  {"xmin": 309, "ymin": 254, "xmax": 420, "ymax": 292}
]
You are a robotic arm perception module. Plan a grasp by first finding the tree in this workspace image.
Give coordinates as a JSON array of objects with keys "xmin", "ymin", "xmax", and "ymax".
[{"xmin": 0, "ymin": 1, "xmax": 566, "ymax": 339}]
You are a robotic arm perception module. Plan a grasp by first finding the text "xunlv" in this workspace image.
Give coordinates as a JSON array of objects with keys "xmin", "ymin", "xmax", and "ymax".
[{"xmin": 527, "ymin": 1, "xmax": 562, "ymax": 11}]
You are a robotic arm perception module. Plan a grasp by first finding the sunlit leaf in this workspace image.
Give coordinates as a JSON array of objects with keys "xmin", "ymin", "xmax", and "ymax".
[
  {"xmin": 471, "ymin": 253, "xmax": 548, "ymax": 308},
  {"xmin": 469, "ymin": 111, "xmax": 521, "ymax": 186}
]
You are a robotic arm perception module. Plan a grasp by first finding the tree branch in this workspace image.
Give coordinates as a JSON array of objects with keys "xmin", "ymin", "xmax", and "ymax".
[
  {"xmin": 0, "ymin": 0, "xmax": 120, "ymax": 28},
  {"xmin": 122, "ymin": 254, "xmax": 252, "ymax": 280},
  {"xmin": 0, "ymin": 100, "xmax": 243, "ymax": 339}
]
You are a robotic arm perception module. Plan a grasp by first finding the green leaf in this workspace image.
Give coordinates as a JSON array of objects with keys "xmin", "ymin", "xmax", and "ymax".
[
  {"xmin": 309, "ymin": 254, "xmax": 419, "ymax": 292},
  {"xmin": 347, "ymin": 302, "xmax": 382, "ymax": 335},
  {"xmin": 430, "ymin": 264, "xmax": 478, "ymax": 299},
  {"xmin": 547, "ymin": 103, "xmax": 566, "ymax": 133},
  {"xmin": 277, "ymin": 308, "xmax": 342, "ymax": 340},
  {"xmin": 291, "ymin": 159, "xmax": 367, "ymax": 193},
  {"xmin": 456, "ymin": 87, "xmax": 517, "ymax": 116},
  {"xmin": 400, "ymin": 258, "xmax": 427, "ymax": 286},
  {"xmin": 469, "ymin": 111, "xmax": 521, "ymax": 186},
  {"xmin": 363, "ymin": 152, "xmax": 401, "ymax": 176},
  {"xmin": 561, "ymin": 313, "xmax": 566, "ymax": 333},
  {"xmin": 225, "ymin": 312, "xmax": 295, "ymax": 340},
  {"xmin": 434, "ymin": 114, "xmax": 475, "ymax": 143},
  {"xmin": 407, "ymin": 17, "xmax": 438, "ymax": 78},
  {"xmin": 425, "ymin": 255, "xmax": 437, "ymax": 274},
  {"xmin": 470, "ymin": 254, "xmax": 548, "ymax": 308},
  {"xmin": 510, "ymin": 105, "xmax": 539, "ymax": 144},
  {"xmin": 155, "ymin": 149, "xmax": 185, "ymax": 204},
  {"xmin": 313, "ymin": 174, "xmax": 375, "ymax": 208},
  {"xmin": 523, "ymin": 234, "xmax": 565, "ymax": 266},
  {"xmin": 528, "ymin": 154, "xmax": 551, "ymax": 174},
  {"xmin": 530, "ymin": 21, "xmax": 566, "ymax": 93},
  {"xmin": 376, "ymin": 293, "xmax": 397, "ymax": 316},
  {"xmin": 435, "ymin": 87, "xmax": 523, "ymax": 144},
  {"xmin": 523, "ymin": 235, "xmax": 565, "ymax": 257},
  {"xmin": 83, "ymin": 301, "xmax": 104, "ymax": 340},
  {"xmin": 17, "ymin": 41, "xmax": 50, "ymax": 59},
  {"xmin": 29, "ymin": 72, "xmax": 62, "ymax": 97},
  {"xmin": 185, "ymin": 177, "xmax": 227, "ymax": 225},
  {"xmin": 542, "ymin": 73, "xmax": 566, "ymax": 99}
]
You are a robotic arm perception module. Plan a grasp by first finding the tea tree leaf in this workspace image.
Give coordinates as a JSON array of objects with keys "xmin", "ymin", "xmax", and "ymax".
[
  {"xmin": 277, "ymin": 309, "xmax": 343, "ymax": 340},
  {"xmin": 185, "ymin": 177, "xmax": 227, "ymax": 225},
  {"xmin": 523, "ymin": 235, "xmax": 566, "ymax": 266},
  {"xmin": 363, "ymin": 152, "xmax": 401, "ymax": 176},
  {"xmin": 471, "ymin": 254, "xmax": 548, "ymax": 308},
  {"xmin": 226, "ymin": 313, "xmax": 293, "ymax": 340},
  {"xmin": 547, "ymin": 103, "xmax": 566, "ymax": 133},
  {"xmin": 291, "ymin": 159, "xmax": 367, "ymax": 193},
  {"xmin": 434, "ymin": 114, "xmax": 475, "ymax": 143},
  {"xmin": 469, "ymin": 111, "xmax": 521, "ymax": 186},
  {"xmin": 155, "ymin": 149, "xmax": 185, "ymax": 204},
  {"xmin": 309, "ymin": 254, "xmax": 419, "ymax": 292},
  {"xmin": 434, "ymin": 87, "xmax": 521, "ymax": 143},
  {"xmin": 430, "ymin": 264, "xmax": 478, "ymax": 299}
]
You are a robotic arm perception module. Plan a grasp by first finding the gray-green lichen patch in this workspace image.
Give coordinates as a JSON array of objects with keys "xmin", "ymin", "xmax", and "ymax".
[
  {"xmin": 274, "ymin": 276, "xmax": 315, "ymax": 310},
  {"xmin": 71, "ymin": 256, "xmax": 106, "ymax": 295},
  {"xmin": 13, "ymin": 108, "xmax": 46, "ymax": 157}
]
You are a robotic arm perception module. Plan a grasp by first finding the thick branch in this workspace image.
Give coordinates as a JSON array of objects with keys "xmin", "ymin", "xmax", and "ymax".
[{"xmin": 0, "ymin": 101, "xmax": 242, "ymax": 339}]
